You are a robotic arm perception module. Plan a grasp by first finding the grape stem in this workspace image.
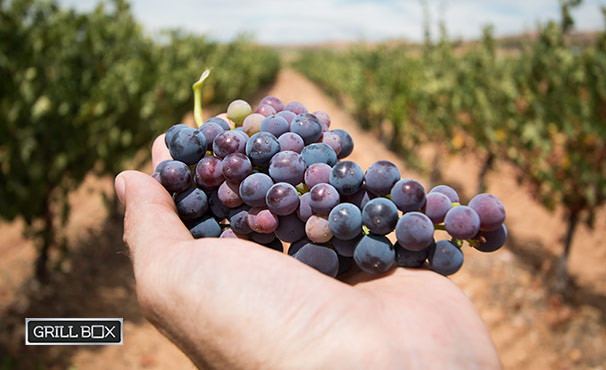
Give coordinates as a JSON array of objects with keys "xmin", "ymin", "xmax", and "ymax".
[{"xmin": 193, "ymin": 68, "xmax": 212, "ymax": 128}]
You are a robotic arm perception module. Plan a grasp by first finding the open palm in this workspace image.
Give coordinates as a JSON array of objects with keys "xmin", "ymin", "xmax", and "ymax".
[{"xmin": 114, "ymin": 136, "xmax": 501, "ymax": 369}]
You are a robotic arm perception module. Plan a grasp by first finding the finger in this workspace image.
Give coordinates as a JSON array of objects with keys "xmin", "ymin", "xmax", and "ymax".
[
  {"xmin": 115, "ymin": 170, "xmax": 191, "ymax": 264},
  {"xmin": 152, "ymin": 134, "xmax": 172, "ymax": 171}
]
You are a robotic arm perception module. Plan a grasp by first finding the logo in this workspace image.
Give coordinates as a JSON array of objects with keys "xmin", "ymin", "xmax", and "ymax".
[{"xmin": 25, "ymin": 318, "xmax": 123, "ymax": 345}]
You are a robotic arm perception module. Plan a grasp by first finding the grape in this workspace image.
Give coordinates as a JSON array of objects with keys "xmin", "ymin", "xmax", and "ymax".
[
  {"xmin": 293, "ymin": 244, "xmax": 338, "ymax": 277},
  {"xmin": 331, "ymin": 129, "xmax": 353, "ymax": 159},
  {"xmin": 222, "ymin": 153, "xmax": 252, "ymax": 183},
  {"xmin": 320, "ymin": 132, "xmax": 342, "ymax": 156},
  {"xmin": 229, "ymin": 205, "xmax": 252, "ymax": 234},
  {"xmin": 205, "ymin": 117, "xmax": 231, "ymax": 131},
  {"xmin": 259, "ymin": 96, "xmax": 284, "ymax": 112},
  {"xmin": 247, "ymin": 207, "xmax": 279, "ymax": 233},
  {"xmin": 208, "ymin": 190, "xmax": 231, "ymax": 219},
  {"xmin": 274, "ymin": 213, "xmax": 306, "ymax": 243},
  {"xmin": 266, "ymin": 182, "xmax": 299, "ymax": 216},
  {"xmin": 254, "ymin": 104, "xmax": 277, "ymax": 117},
  {"xmin": 175, "ymin": 187, "xmax": 208, "ymax": 221},
  {"xmin": 290, "ymin": 113, "xmax": 322, "ymax": 145},
  {"xmin": 309, "ymin": 183, "xmax": 340, "ymax": 215},
  {"xmin": 474, "ymin": 224, "xmax": 507, "ymax": 252},
  {"xmin": 199, "ymin": 121, "xmax": 225, "ymax": 151},
  {"xmin": 262, "ymin": 238, "xmax": 284, "ymax": 252},
  {"xmin": 469, "ymin": 193, "xmax": 506, "ymax": 231},
  {"xmin": 154, "ymin": 159, "xmax": 171, "ymax": 173},
  {"xmin": 362, "ymin": 198, "xmax": 398, "ymax": 235},
  {"xmin": 260, "ymin": 115, "xmax": 289, "ymax": 137},
  {"xmin": 268, "ymin": 151, "xmax": 306, "ymax": 185},
  {"xmin": 220, "ymin": 228, "xmax": 243, "ymax": 239},
  {"xmin": 227, "ymin": 99, "xmax": 252, "ymax": 125},
  {"xmin": 232, "ymin": 127, "xmax": 249, "ymax": 142},
  {"xmin": 151, "ymin": 172, "xmax": 161, "ymax": 183},
  {"xmin": 165, "ymin": 123, "xmax": 190, "ymax": 147},
  {"xmin": 328, "ymin": 203, "xmax": 362, "ymax": 240},
  {"xmin": 353, "ymin": 234, "xmax": 395, "ymax": 274},
  {"xmin": 246, "ymin": 132, "xmax": 280, "ymax": 167},
  {"xmin": 429, "ymin": 185, "xmax": 459, "ymax": 203},
  {"xmin": 342, "ymin": 185, "xmax": 373, "ymax": 210},
  {"xmin": 390, "ymin": 179, "xmax": 426, "ymax": 213},
  {"xmin": 332, "ymin": 233, "xmax": 363, "ymax": 257},
  {"xmin": 364, "ymin": 160, "xmax": 400, "ymax": 196},
  {"xmin": 395, "ymin": 244, "xmax": 430, "ymax": 268},
  {"xmin": 215, "ymin": 114, "xmax": 236, "ymax": 130},
  {"xmin": 330, "ymin": 161, "xmax": 364, "ymax": 196},
  {"xmin": 304, "ymin": 163, "xmax": 332, "ymax": 189},
  {"xmin": 251, "ymin": 231, "xmax": 276, "ymax": 244},
  {"xmin": 425, "ymin": 192, "xmax": 452, "ymax": 224},
  {"xmin": 288, "ymin": 238, "xmax": 310, "ymax": 256},
  {"xmin": 312, "ymin": 110, "xmax": 330, "ymax": 128},
  {"xmin": 242, "ymin": 113, "xmax": 265, "ymax": 136},
  {"xmin": 189, "ymin": 216, "xmax": 222, "ymax": 238},
  {"xmin": 395, "ymin": 212, "xmax": 434, "ymax": 251},
  {"xmin": 301, "ymin": 143, "xmax": 338, "ymax": 167},
  {"xmin": 277, "ymin": 132, "xmax": 305, "ymax": 153},
  {"xmin": 168, "ymin": 127, "xmax": 207, "ymax": 165},
  {"xmin": 444, "ymin": 206, "xmax": 480, "ymax": 240},
  {"xmin": 159, "ymin": 160, "xmax": 192, "ymax": 193},
  {"xmin": 337, "ymin": 254, "xmax": 353, "ymax": 274},
  {"xmin": 194, "ymin": 156, "xmax": 224, "ymax": 189},
  {"xmin": 218, "ymin": 181, "xmax": 243, "ymax": 208},
  {"xmin": 305, "ymin": 214, "xmax": 333, "ymax": 243},
  {"xmin": 212, "ymin": 130, "xmax": 246, "ymax": 158},
  {"xmin": 297, "ymin": 192, "xmax": 313, "ymax": 222},
  {"xmin": 284, "ymin": 101, "xmax": 308, "ymax": 115},
  {"xmin": 428, "ymin": 240, "xmax": 463, "ymax": 276},
  {"xmin": 239, "ymin": 173, "xmax": 274, "ymax": 207},
  {"xmin": 276, "ymin": 110, "xmax": 296, "ymax": 124}
]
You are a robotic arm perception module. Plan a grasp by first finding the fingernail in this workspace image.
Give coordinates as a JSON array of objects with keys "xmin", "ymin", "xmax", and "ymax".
[{"xmin": 115, "ymin": 174, "xmax": 126, "ymax": 204}]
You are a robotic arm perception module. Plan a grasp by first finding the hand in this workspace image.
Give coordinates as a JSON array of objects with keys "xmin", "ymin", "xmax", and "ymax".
[{"xmin": 113, "ymin": 135, "xmax": 502, "ymax": 369}]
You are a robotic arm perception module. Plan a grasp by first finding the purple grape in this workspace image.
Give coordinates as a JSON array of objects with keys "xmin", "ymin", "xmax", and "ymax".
[
  {"xmin": 222, "ymin": 153, "xmax": 252, "ymax": 183},
  {"xmin": 262, "ymin": 238, "xmax": 284, "ymax": 252},
  {"xmin": 332, "ymin": 233, "xmax": 363, "ymax": 257},
  {"xmin": 353, "ymin": 234, "xmax": 395, "ymax": 274},
  {"xmin": 288, "ymin": 238, "xmax": 311, "ymax": 256},
  {"xmin": 444, "ymin": 206, "xmax": 481, "ymax": 240},
  {"xmin": 293, "ymin": 244, "xmax": 338, "ymax": 277},
  {"xmin": 274, "ymin": 213, "xmax": 306, "ymax": 243},
  {"xmin": 428, "ymin": 240, "xmax": 463, "ymax": 276},
  {"xmin": 151, "ymin": 172, "xmax": 161, "ymax": 183},
  {"xmin": 220, "ymin": 228, "xmax": 243, "ymax": 239},
  {"xmin": 390, "ymin": 179, "xmax": 426, "ymax": 212},
  {"xmin": 268, "ymin": 151, "xmax": 306, "ymax": 185},
  {"xmin": 246, "ymin": 132, "xmax": 281, "ymax": 167},
  {"xmin": 301, "ymin": 143, "xmax": 338, "ymax": 167},
  {"xmin": 189, "ymin": 216, "xmax": 222, "ymax": 238},
  {"xmin": 277, "ymin": 132, "xmax": 305, "ymax": 153},
  {"xmin": 290, "ymin": 113, "xmax": 322, "ymax": 145},
  {"xmin": 364, "ymin": 160, "xmax": 401, "ymax": 196},
  {"xmin": 260, "ymin": 115, "xmax": 289, "ymax": 137},
  {"xmin": 165, "ymin": 124, "xmax": 190, "ymax": 147},
  {"xmin": 209, "ymin": 190, "xmax": 231, "ymax": 219},
  {"xmin": 199, "ymin": 121, "xmax": 225, "ymax": 151},
  {"xmin": 175, "ymin": 187, "xmax": 208, "ymax": 221},
  {"xmin": 474, "ymin": 224, "xmax": 507, "ymax": 252},
  {"xmin": 331, "ymin": 129, "xmax": 353, "ymax": 159},
  {"xmin": 205, "ymin": 117, "xmax": 230, "ymax": 131},
  {"xmin": 305, "ymin": 214, "xmax": 333, "ymax": 243},
  {"xmin": 312, "ymin": 110, "xmax": 330, "ymax": 128},
  {"xmin": 266, "ymin": 182, "xmax": 299, "ymax": 216},
  {"xmin": 218, "ymin": 181, "xmax": 243, "ymax": 208},
  {"xmin": 159, "ymin": 160, "xmax": 192, "ymax": 193},
  {"xmin": 247, "ymin": 207, "xmax": 279, "ymax": 233},
  {"xmin": 229, "ymin": 205, "xmax": 253, "ymax": 234},
  {"xmin": 276, "ymin": 110, "xmax": 296, "ymax": 124},
  {"xmin": 251, "ymin": 231, "xmax": 276, "ymax": 244},
  {"xmin": 254, "ymin": 104, "xmax": 277, "ymax": 117},
  {"xmin": 239, "ymin": 173, "xmax": 274, "ymax": 207},
  {"xmin": 304, "ymin": 163, "xmax": 332, "ymax": 190},
  {"xmin": 320, "ymin": 132, "xmax": 342, "ymax": 156},
  {"xmin": 425, "ymin": 192, "xmax": 452, "ymax": 224},
  {"xmin": 168, "ymin": 127, "xmax": 207, "ymax": 165},
  {"xmin": 195, "ymin": 156, "xmax": 224, "ymax": 189},
  {"xmin": 259, "ymin": 96, "xmax": 284, "ymax": 112},
  {"xmin": 469, "ymin": 193, "xmax": 506, "ymax": 231},
  {"xmin": 361, "ymin": 198, "xmax": 399, "ymax": 235},
  {"xmin": 337, "ymin": 255, "xmax": 353, "ymax": 275},
  {"xmin": 297, "ymin": 192, "xmax": 313, "ymax": 222},
  {"xmin": 395, "ymin": 212, "xmax": 435, "ymax": 251},
  {"xmin": 284, "ymin": 101, "xmax": 308, "ymax": 115},
  {"xmin": 429, "ymin": 185, "xmax": 459, "ymax": 203},
  {"xmin": 342, "ymin": 185, "xmax": 373, "ymax": 210},
  {"xmin": 154, "ymin": 159, "xmax": 171, "ymax": 174},
  {"xmin": 213, "ymin": 130, "xmax": 246, "ymax": 158},
  {"xmin": 329, "ymin": 161, "xmax": 364, "ymax": 196},
  {"xmin": 395, "ymin": 243, "xmax": 430, "ymax": 268},
  {"xmin": 328, "ymin": 203, "xmax": 362, "ymax": 240},
  {"xmin": 309, "ymin": 183, "xmax": 340, "ymax": 215}
]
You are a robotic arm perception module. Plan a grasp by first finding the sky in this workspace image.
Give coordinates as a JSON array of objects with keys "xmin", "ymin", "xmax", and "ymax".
[{"xmin": 58, "ymin": 0, "xmax": 606, "ymax": 45}]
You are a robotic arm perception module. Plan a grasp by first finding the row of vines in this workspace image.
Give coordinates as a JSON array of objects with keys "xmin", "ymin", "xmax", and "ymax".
[
  {"xmin": 295, "ymin": 4, "xmax": 606, "ymax": 282},
  {"xmin": 0, "ymin": 0, "xmax": 280, "ymax": 279}
]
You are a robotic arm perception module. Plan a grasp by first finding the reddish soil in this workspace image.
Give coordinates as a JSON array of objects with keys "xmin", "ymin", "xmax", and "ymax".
[{"xmin": 0, "ymin": 68, "xmax": 604, "ymax": 369}]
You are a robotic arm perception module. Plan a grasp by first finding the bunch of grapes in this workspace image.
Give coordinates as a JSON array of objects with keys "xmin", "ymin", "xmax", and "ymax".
[{"xmin": 153, "ymin": 94, "xmax": 507, "ymax": 279}]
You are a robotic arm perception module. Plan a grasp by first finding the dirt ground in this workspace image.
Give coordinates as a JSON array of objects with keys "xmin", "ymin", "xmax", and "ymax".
[{"xmin": 0, "ymin": 69, "xmax": 604, "ymax": 370}]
